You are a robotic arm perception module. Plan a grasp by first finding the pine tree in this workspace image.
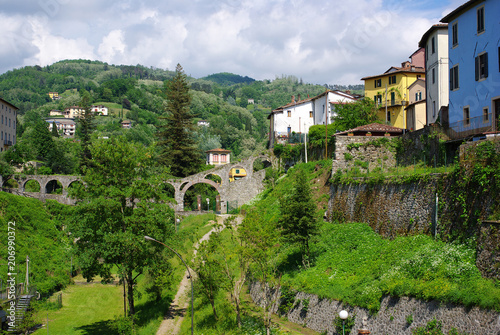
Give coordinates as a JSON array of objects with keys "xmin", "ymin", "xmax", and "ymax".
[
  {"xmin": 78, "ymin": 89, "xmax": 95, "ymax": 172},
  {"xmin": 157, "ymin": 64, "xmax": 202, "ymax": 177},
  {"xmin": 51, "ymin": 122, "xmax": 59, "ymax": 137},
  {"xmin": 278, "ymin": 169, "xmax": 318, "ymax": 263}
]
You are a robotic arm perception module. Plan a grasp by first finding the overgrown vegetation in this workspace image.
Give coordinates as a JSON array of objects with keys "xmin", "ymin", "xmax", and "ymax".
[
  {"xmin": 0, "ymin": 193, "xmax": 72, "ymax": 296},
  {"xmin": 241, "ymin": 159, "xmax": 500, "ymax": 315}
]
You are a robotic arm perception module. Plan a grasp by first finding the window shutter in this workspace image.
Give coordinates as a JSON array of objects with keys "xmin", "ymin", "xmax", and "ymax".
[
  {"xmin": 484, "ymin": 53, "xmax": 488, "ymax": 78},
  {"xmin": 475, "ymin": 56, "xmax": 479, "ymax": 81},
  {"xmin": 450, "ymin": 68, "xmax": 454, "ymax": 90}
]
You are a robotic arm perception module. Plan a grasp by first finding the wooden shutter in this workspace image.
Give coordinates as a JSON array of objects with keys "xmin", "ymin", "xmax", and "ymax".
[{"xmin": 475, "ymin": 56, "xmax": 479, "ymax": 81}]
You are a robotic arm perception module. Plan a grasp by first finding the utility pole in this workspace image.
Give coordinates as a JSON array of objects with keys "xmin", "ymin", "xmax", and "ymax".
[
  {"xmin": 325, "ymin": 92, "xmax": 329, "ymax": 159},
  {"xmin": 385, "ymin": 84, "xmax": 388, "ymax": 124},
  {"xmin": 304, "ymin": 122, "xmax": 308, "ymax": 163},
  {"xmin": 26, "ymin": 255, "xmax": 29, "ymax": 292}
]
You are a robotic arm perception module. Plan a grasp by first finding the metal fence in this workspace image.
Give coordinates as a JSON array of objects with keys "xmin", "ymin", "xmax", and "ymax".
[{"xmin": 444, "ymin": 113, "xmax": 495, "ymax": 140}]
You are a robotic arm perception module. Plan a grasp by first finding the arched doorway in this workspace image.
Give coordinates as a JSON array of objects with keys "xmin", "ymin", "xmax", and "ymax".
[
  {"xmin": 24, "ymin": 180, "xmax": 41, "ymax": 192},
  {"xmin": 46, "ymin": 180, "xmax": 63, "ymax": 194},
  {"xmin": 183, "ymin": 182, "xmax": 220, "ymax": 212}
]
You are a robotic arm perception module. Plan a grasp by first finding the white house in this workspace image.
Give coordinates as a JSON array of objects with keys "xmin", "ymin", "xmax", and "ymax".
[
  {"xmin": 46, "ymin": 118, "xmax": 76, "ymax": 137},
  {"xmin": 91, "ymin": 105, "xmax": 109, "ymax": 116},
  {"xmin": 419, "ymin": 24, "xmax": 449, "ymax": 125},
  {"xmin": 268, "ymin": 90, "xmax": 357, "ymax": 147}
]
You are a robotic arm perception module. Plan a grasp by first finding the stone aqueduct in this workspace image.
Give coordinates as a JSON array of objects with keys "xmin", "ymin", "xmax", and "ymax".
[{"xmin": 0, "ymin": 155, "xmax": 272, "ymax": 213}]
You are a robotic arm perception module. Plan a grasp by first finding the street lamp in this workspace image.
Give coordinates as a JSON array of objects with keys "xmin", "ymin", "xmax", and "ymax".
[
  {"xmin": 339, "ymin": 310, "xmax": 348, "ymax": 335},
  {"xmin": 144, "ymin": 235, "xmax": 194, "ymax": 335}
]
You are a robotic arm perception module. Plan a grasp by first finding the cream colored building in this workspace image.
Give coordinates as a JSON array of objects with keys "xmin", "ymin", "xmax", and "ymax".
[
  {"xmin": 0, "ymin": 98, "xmax": 18, "ymax": 152},
  {"xmin": 206, "ymin": 148, "xmax": 231, "ymax": 165},
  {"xmin": 405, "ymin": 79, "xmax": 427, "ymax": 131},
  {"xmin": 419, "ymin": 24, "xmax": 449, "ymax": 125},
  {"xmin": 63, "ymin": 106, "xmax": 85, "ymax": 118}
]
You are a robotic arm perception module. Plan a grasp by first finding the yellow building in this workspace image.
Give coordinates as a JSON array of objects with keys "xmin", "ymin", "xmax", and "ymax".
[
  {"xmin": 229, "ymin": 168, "xmax": 246, "ymax": 182},
  {"xmin": 361, "ymin": 49, "xmax": 426, "ymax": 130}
]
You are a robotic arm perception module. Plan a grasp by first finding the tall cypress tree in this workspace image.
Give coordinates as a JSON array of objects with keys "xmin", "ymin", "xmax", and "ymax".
[
  {"xmin": 157, "ymin": 64, "xmax": 202, "ymax": 177},
  {"xmin": 78, "ymin": 89, "xmax": 95, "ymax": 173},
  {"xmin": 51, "ymin": 122, "xmax": 59, "ymax": 137}
]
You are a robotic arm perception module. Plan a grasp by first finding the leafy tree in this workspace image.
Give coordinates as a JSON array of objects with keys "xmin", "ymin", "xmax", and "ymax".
[
  {"xmin": 69, "ymin": 137, "xmax": 175, "ymax": 317},
  {"xmin": 238, "ymin": 209, "xmax": 281, "ymax": 335},
  {"xmin": 278, "ymin": 169, "xmax": 318, "ymax": 264},
  {"xmin": 31, "ymin": 120, "xmax": 55, "ymax": 161},
  {"xmin": 157, "ymin": 64, "xmax": 202, "ymax": 177},
  {"xmin": 219, "ymin": 216, "xmax": 248, "ymax": 328},
  {"xmin": 331, "ymin": 97, "xmax": 379, "ymax": 131},
  {"xmin": 192, "ymin": 231, "xmax": 226, "ymax": 320}
]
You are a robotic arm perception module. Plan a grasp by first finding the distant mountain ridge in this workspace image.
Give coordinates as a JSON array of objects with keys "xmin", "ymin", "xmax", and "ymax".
[{"xmin": 201, "ymin": 72, "xmax": 256, "ymax": 86}]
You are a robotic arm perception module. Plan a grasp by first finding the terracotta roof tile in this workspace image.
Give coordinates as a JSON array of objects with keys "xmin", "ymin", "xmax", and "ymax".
[{"xmin": 336, "ymin": 123, "xmax": 404, "ymax": 135}]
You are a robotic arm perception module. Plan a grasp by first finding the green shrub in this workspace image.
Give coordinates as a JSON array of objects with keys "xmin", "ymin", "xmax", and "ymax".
[{"xmin": 333, "ymin": 313, "xmax": 356, "ymax": 335}]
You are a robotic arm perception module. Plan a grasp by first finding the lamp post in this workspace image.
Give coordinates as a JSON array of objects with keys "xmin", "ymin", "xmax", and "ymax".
[
  {"xmin": 339, "ymin": 310, "xmax": 348, "ymax": 335},
  {"xmin": 144, "ymin": 236, "xmax": 194, "ymax": 335}
]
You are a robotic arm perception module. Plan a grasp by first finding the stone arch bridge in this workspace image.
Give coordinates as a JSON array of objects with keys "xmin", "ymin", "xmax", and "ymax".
[{"xmin": 0, "ymin": 155, "xmax": 272, "ymax": 212}]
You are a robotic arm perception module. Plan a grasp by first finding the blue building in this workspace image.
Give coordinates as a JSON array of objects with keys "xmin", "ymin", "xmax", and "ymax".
[{"xmin": 441, "ymin": 0, "xmax": 500, "ymax": 136}]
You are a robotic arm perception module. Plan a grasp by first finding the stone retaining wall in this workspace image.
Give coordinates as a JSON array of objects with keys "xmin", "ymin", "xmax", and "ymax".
[
  {"xmin": 328, "ymin": 179, "xmax": 438, "ymax": 239},
  {"xmin": 249, "ymin": 282, "xmax": 500, "ymax": 335}
]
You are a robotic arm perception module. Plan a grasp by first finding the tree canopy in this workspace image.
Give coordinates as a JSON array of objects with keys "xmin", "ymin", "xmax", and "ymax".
[
  {"xmin": 69, "ymin": 137, "xmax": 175, "ymax": 317},
  {"xmin": 331, "ymin": 97, "xmax": 380, "ymax": 131}
]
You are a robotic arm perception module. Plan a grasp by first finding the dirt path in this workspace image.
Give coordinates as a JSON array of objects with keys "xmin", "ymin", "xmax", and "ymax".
[{"xmin": 155, "ymin": 215, "xmax": 239, "ymax": 335}]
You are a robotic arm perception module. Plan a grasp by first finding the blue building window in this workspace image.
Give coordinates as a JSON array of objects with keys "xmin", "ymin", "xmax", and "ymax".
[
  {"xmin": 475, "ymin": 52, "xmax": 488, "ymax": 81},
  {"xmin": 477, "ymin": 6, "xmax": 485, "ymax": 34},
  {"xmin": 452, "ymin": 22, "xmax": 458, "ymax": 47},
  {"xmin": 450, "ymin": 65, "xmax": 459, "ymax": 90}
]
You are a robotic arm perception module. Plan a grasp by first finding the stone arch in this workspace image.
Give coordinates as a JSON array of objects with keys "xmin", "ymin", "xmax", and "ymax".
[
  {"xmin": 3, "ymin": 178, "xmax": 19, "ymax": 189},
  {"xmin": 23, "ymin": 179, "xmax": 41, "ymax": 192},
  {"xmin": 204, "ymin": 173, "xmax": 223, "ymax": 185},
  {"xmin": 180, "ymin": 181, "xmax": 189, "ymax": 191},
  {"xmin": 180, "ymin": 179, "xmax": 220, "ymax": 194},
  {"xmin": 162, "ymin": 182, "xmax": 176, "ymax": 200},
  {"xmin": 45, "ymin": 179, "xmax": 63, "ymax": 194},
  {"xmin": 253, "ymin": 156, "xmax": 272, "ymax": 172},
  {"xmin": 68, "ymin": 180, "xmax": 84, "ymax": 192},
  {"xmin": 181, "ymin": 179, "xmax": 221, "ymax": 212}
]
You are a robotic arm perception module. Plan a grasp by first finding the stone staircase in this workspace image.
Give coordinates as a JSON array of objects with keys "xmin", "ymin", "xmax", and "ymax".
[{"xmin": 7, "ymin": 294, "xmax": 34, "ymax": 333}]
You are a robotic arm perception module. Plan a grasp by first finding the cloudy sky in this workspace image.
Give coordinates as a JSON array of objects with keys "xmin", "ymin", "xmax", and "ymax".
[{"xmin": 0, "ymin": 0, "xmax": 464, "ymax": 85}]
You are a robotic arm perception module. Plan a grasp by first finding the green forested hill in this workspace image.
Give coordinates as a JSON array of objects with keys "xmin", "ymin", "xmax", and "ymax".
[{"xmin": 0, "ymin": 59, "xmax": 361, "ymax": 169}]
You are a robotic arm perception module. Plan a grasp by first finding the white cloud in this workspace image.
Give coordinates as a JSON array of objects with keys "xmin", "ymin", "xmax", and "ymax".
[
  {"xmin": 0, "ymin": 0, "xmax": 453, "ymax": 84},
  {"xmin": 26, "ymin": 19, "xmax": 96, "ymax": 67},
  {"xmin": 98, "ymin": 30, "xmax": 126, "ymax": 63}
]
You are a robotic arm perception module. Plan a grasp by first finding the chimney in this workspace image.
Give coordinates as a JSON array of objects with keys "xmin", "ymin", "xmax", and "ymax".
[
  {"xmin": 298, "ymin": 94, "xmax": 301, "ymax": 101},
  {"xmin": 292, "ymin": 95, "xmax": 295, "ymax": 103}
]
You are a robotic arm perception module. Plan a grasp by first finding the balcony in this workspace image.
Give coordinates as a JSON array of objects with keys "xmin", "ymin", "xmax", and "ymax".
[
  {"xmin": 375, "ymin": 100, "xmax": 408, "ymax": 109},
  {"xmin": 4, "ymin": 139, "xmax": 12, "ymax": 146},
  {"xmin": 444, "ymin": 113, "xmax": 495, "ymax": 141}
]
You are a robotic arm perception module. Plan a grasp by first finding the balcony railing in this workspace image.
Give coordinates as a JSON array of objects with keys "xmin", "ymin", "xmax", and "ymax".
[
  {"xmin": 375, "ymin": 100, "xmax": 408, "ymax": 108},
  {"xmin": 4, "ymin": 140, "xmax": 12, "ymax": 146},
  {"xmin": 444, "ymin": 113, "xmax": 495, "ymax": 140}
]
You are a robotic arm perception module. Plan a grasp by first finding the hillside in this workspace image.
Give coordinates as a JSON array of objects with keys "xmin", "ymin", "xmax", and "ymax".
[{"xmin": 0, "ymin": 193, "xmax": 73, "ymax": 295}]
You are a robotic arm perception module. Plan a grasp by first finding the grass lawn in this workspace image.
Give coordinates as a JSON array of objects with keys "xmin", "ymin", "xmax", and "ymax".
[{"xmin": 33, "ymin": 277, "xmax": 123, "ymax": 335}]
